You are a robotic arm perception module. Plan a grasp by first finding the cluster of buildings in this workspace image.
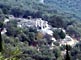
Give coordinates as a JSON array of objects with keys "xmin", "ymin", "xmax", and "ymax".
[
  {"xmin": 17, "ymin": 18, "xmax": 49, "ymax": 30},
  {"xmin": 4, "ymin": 15, "xmax": 79, "ymax": 47},
  {"xmin": 5, "ymin": 15, "xmax": 50, "ymax": 30}
]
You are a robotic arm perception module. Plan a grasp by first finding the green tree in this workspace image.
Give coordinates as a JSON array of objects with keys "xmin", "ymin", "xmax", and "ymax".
[
  {"xmin": 0, "ymin": 9, "xmax": 3, "ymax": 14},
  {"xmin": 0, "ymin": 22, "xmax": 3, "ymax": 52},
  {"xmin": 53, "ymin": 48, "xmax": 61, "ymax": 59},
  {"xmin": 65, "ymin": 45, "xmax": 71, "ymax": 60},
  {"xmin": 59, "ymin": 29, "xmax": 66, "ymax": 39},
  {"xmin": 0, "ymin": 31, "xmax": 3, "ymax": 52}
]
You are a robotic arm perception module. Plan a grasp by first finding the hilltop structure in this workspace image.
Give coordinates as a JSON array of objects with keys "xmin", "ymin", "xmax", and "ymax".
[
  {"xmin": 4, "ymin": 15, "xmax": 78, "ymax": 47},
  {"xmin": 17, "ymin": 18, "xmax": 49, "ymax": 31}
]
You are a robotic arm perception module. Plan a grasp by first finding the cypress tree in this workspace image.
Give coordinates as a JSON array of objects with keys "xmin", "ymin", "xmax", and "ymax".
[
  {"xmin": 59, "ymin": 30, "xmax": 66, "ymax": 39},
  {"xmin": 0, "ymin": 29, "xmax": 2, "ymax": 52},
  {"xmin": 0, "ymin": 22, "xmax": 3, "ymax": 52},
  {"xmin": 65, "ymin": 45, "xmax": 71, "ymax": 60}
]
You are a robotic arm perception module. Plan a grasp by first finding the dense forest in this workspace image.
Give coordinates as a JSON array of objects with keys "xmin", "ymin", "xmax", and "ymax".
[
  {"xmin": 0, "ymin": 0, "xmax": 81, "ymax": 60},
  {"xmin": 0, "ymin": 0, "xmax": 81, "ymax": 38}
]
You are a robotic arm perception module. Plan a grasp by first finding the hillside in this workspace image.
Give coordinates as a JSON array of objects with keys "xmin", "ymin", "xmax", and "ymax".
[
  {"xmin": 0, "ymin": 0, "xmax": 81, "ymax": 60},
  {"xmin": 0, "ymin": 0, "xmax": 80, "ymax": 20},
  {"xmin": 0, "ymin": 0, "xmax": 81, "ymax": 39},
  {"xmin": 44, "ymin": 0, "xmax": 81, "ymax": 20}
]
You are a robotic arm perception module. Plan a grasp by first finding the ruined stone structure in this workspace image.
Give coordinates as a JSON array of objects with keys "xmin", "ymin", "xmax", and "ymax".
[{"xmin": 17, "ymin": 18, "xmax": 49, "ymax": 30}]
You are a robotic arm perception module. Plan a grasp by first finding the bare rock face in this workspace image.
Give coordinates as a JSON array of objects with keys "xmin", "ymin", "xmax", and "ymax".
[{"xmin": 60, "ymin": 35, "xmax": 78, "ymax": 46}]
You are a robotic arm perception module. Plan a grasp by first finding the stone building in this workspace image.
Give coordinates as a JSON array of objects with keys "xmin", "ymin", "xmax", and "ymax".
[{"xmin": 17, "ymin": 18, "xmax": 49, "ymax": 30}]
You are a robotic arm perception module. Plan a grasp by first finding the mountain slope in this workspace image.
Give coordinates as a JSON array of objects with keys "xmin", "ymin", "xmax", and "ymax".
[
  {"xmin": 0, "ymin": 0, "xmax": 80, "ymax": 20},
  {"xmin": 44, "ymin": 0, "xmax": 81, "ymax": 19}
]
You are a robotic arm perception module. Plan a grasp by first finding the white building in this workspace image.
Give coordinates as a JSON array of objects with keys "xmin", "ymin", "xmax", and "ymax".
[{"xmin": 17, "ymin": 18, "xmax": 49, "ymax": 30}]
